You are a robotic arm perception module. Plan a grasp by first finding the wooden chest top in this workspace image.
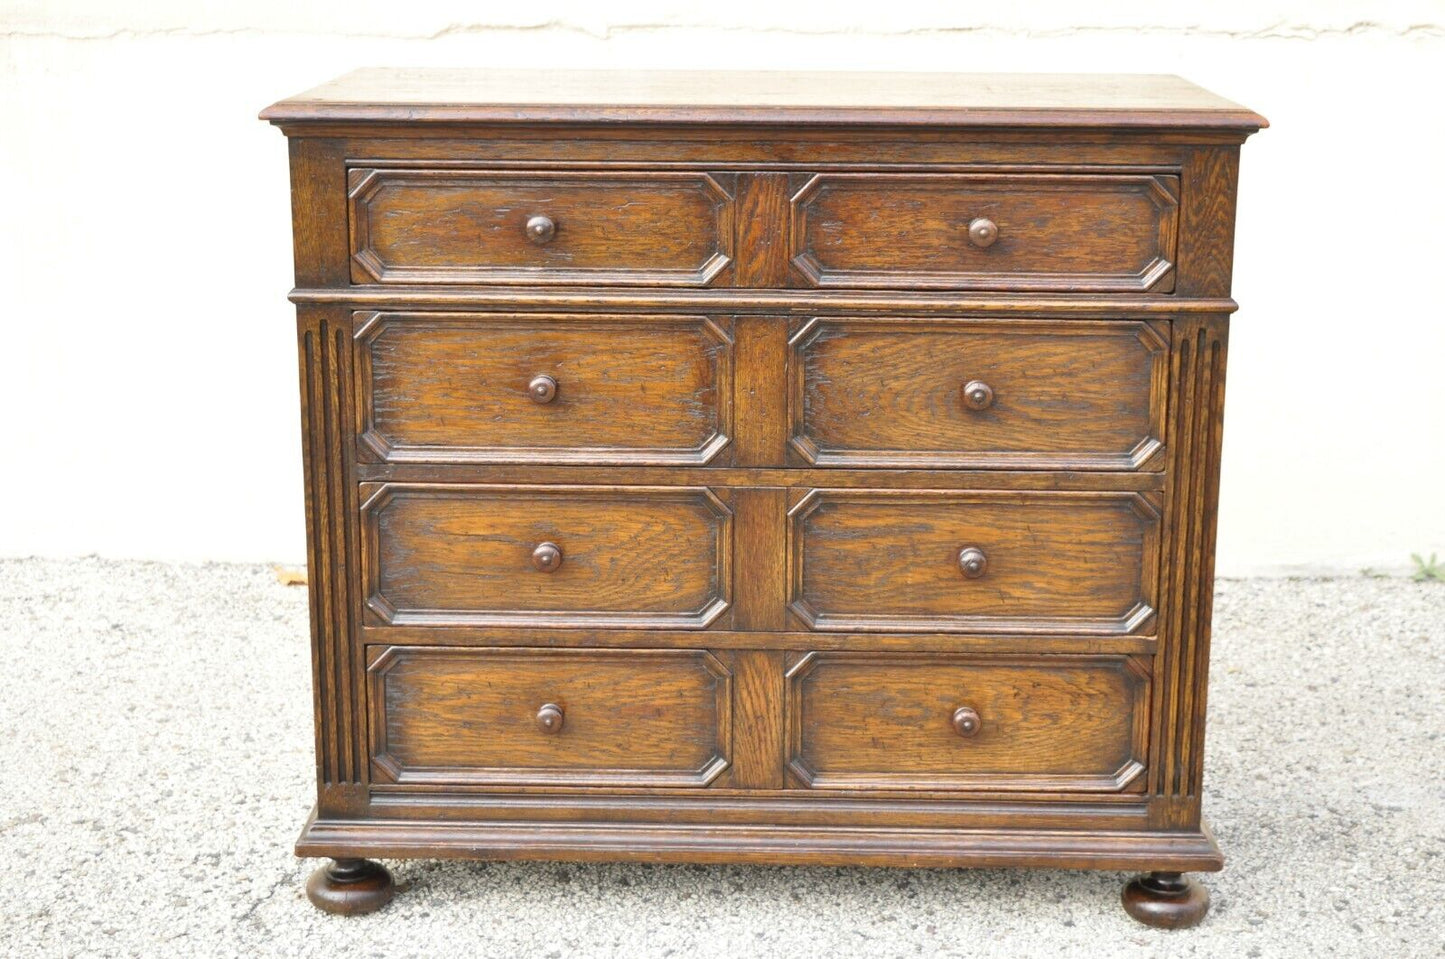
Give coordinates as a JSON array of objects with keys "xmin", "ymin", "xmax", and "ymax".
[{"xmin": 262, "ymin": 68, "xmax": 1266, "ymax": 130}]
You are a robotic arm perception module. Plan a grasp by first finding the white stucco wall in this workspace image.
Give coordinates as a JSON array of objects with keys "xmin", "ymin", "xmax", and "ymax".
[{"xmin": 2, "ymin": 2, "xmax": 1442, "ymax": 574}]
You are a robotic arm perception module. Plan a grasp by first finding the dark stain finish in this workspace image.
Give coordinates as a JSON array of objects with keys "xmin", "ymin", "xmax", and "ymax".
[
  {"xmin": 787, "ymin": 489, "xmax": 1159, "ymax": 635},
  {"xmin": 785, "ymin": 652, "xmax": 1150, "ymax": 792},
  {"xmin": 265, "ymin": 68, "xmax": 1262, "ymax": 926},
  {"xmin": 348, "ymin": 168, "xmax": 735, "ymax": 287},
  {"xmin": 367, "ymin": 645, "xmax": 732, "ymax": 787},
  {"xmin": 790, "ymin": 317, "xmax": 1169, "ymax": 470},
  {"xmin": 354, "ymin": 311, "xmax": 734, "ymax": 466},
  {"xmin": 790, "ymin": 173, "xmax": 1179, "ymax": 292}
]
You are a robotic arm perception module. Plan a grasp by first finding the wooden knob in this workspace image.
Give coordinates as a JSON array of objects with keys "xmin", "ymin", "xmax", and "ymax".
[
  {"xmin": 958, "ymin": 547, "xmax": 988, "ymax": 579},
  {"xmin": 528, "ymin": 374, "xmax": 558, "ymax": 404},
  {"xmin": 532, "ymin": 542, "xmax": 563, "ymax": 572},
  {"xmin": 536, "ymin": 703, "xmax": 564, "ymax": 734},
  {"xmin": 968, "ymin": 217, "xmax": 999, "ymax": 248},
  {"xmin": 951, "ymin": 706, "xmax": 982, "ymax": 738},
  {"xmin": 962, "ymin": 380, "xmax": 994, "ymax": 411},
  {"xmin": 525, "ymin": 214, "xmax": 557, "ymax": 244}
]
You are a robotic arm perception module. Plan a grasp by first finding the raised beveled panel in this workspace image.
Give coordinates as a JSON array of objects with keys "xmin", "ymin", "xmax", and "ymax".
[
  {"xmin": 354, "ymin": 312, "xmax": 733, "ymax": 465},
  {"xmin": 368, "ymin": 646, "xmax": 732, "ymax": 787},
  {"xmin": 348, "ymin": 168, "xmax": 734, "ymax": 286},
  {"xmin": 785, "ymin": 652, "xmax": 1149, "ymax": 792},
  {"xmin": 790, "ymin": 173, "xmax": 1178, "ymax": 291},
  {"xmin": 789, "ymin": 317, "xmax": 1168, "ymax": 470},
  {"xmin": 788, "ymin": 489, "xmax": 1158, "ymax": 634},
  {"xmin": 362, "ymin": 484, "xmax": 732, "ymax": 629}
]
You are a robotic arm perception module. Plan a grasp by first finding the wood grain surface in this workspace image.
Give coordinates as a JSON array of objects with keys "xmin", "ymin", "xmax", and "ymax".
[
  {"xmin": 348, "ymin": 168, "xmax": 734, "ymax": 286},
  {"xmin": 788, "ymin": 489, "xmax": 1158, "ymax": 634},
  {"xmin": 262, "ymin": 69, "xmax": 1266, "ymax": 130},
  {"xmin": 368, "ymin": 646, "xmax": 731, "ymax": 787},
  {"xmin": 790, "ymin": 317, "xmax": 1168, "ymax": 470},
  {"xmin": 354, "ymin": 311, "xmax": 732, "ymax": 465},
  {"xmin": 785, "ymin": 652, "xmax": 1149, "ymax": 792},
  {"xmin": 790, "ymin": 173, "xmax": 1178, "ymax": 292},
  {"xmin": 268, "ymin": 70, "xmax": 1259, "ymax": 898},
  {"xmin": 361, "ymin": 484, "xmax": 732, "ymax": 629}
]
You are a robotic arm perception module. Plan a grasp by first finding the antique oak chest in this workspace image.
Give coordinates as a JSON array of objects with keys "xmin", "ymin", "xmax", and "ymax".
[{"xmin": 262, "ymin": 69, "xmax": 1264, "ymax": 926}]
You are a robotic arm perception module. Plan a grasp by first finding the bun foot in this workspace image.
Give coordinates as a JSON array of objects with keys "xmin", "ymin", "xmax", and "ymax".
[
  {"xmin": 1121, "ymin": 871, "xmax": 1209, "ymax": 928},
  {"xmin": 305, "ymin": 858, "xmax": 394, "ymax": 915}
]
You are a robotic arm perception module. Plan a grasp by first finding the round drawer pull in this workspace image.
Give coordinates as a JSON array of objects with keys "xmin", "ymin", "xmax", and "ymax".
[
  {"xmin": 967, "ymin": 217, "xmax": 999, "ymax": 248},
  {"xmin": 957, "ymin": 547, "xmax": 988, "ymax": 579},
  {"xmin": 528, "ymin": 374, "xmax": 558, "ymax": 404},
  {"xmin": 962, "ymin": 380, "xmax": 994, "ymax": 411},
  {"xmin": 535, "ymin": 703, "xmax": 565, "ymax": 734},
  {"xmin": 525, "ymin": 214, "xmax": 557, "ymax": 244},
  {"xmin": 532, "ymin": 542, "xmax": 563, "ymax": 572},
  {"xmin": 951, "ymin": 706, "xmax": 982, "ymax": 738}
]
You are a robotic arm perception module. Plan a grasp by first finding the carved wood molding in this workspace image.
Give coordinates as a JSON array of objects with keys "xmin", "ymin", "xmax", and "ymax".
[
  {"xmin": 786, "ymin": 316, "xmax": 1171, "ymax": 471},
  {"xmin": 366, "ymin": 646, "xmax": 733, "ymax": 788},
  {"xmin": 297, "ymin": 311, "xmax": 364, "ymax": 787},
  {"xmin": 789, "ymin": 172, "xmax": 1179, "ymax": 292},
  {"xmin": 359, "ymin": 483, "xmax": 733, "ymax": 630},
  {"xmin": 351, "ymin": 311, "xmax": 735, "ymax": 466},
  {"xmin": 291, "ymin": 287, "xmax": 1242, "ymax": 316},
  {"xmin": 1150, "ymin": 316, "xmax": 1230, "ymax": 822},
  {"xmin": 296, "ymin": 814, "xmax": 1226, "ymax": 872},
  {"xmin": 783, "ymin": 651, "xmax": 1151, "ymax": 794},
  {"xmin": 348, "ymin": 168, "xmax": 735, "ymax": 287},
  {"xmin": 787, "ymin": 488, "xmax": 1160, "ymax": 635}
]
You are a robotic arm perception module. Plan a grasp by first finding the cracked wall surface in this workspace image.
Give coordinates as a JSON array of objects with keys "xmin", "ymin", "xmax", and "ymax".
[
  {"xmin": 5, "ymin": 1, "xmax": 1445, "ymax": 39},
  {"xmin": 0, "ymin": 4, "xmax": 1442, "ymax": 574},
  {"xmin": 5, "ymin": 21, "xmax": 1445, "ymax": 41}
]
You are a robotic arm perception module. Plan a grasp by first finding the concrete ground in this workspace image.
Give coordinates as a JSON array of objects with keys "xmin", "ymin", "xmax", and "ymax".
[{"xmin": 1, "ymin": 558, "xmax": 1441, "ymax": 958}]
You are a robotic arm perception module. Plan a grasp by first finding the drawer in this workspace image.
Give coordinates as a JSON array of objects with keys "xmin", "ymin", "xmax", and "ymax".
[
  {"xmin": 368, "ymin": 646, "xmax": 732, "ymax": 787},
  {"xmin": 785, "ymin": 652, "xmax": 1149, "ymax": 792},
  {"xmin": 789, "ymin": 318, "xmax": 1168, "ymax": 470},
  {"xmin": 348, "ymin": 168, "xmax": 735, "ymax": 286},
  {"xmin": 360, "ymin": 484, "xmax": 732, "ymax": 629},
  {"xmin": 355, "ymin": 312, "xmax": 733, "ymax": 465},
  {"xmin": 788, "ymin": 489, "xmax": 1158, "ymax": 634},
  {"xmin": 790, "ymin": 173, "xmax": 1178, "ymax": 291}
]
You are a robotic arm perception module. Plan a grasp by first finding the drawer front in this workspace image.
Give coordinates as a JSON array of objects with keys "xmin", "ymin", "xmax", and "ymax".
[
  {"xmin": 349, "ymin": 169, "xmax": 734, "ymax": 286},
  {"xmin": 355, "ymin": 312, "xmax": 733, "ymax": 465},
  {"xmin": 369, "ymin": 646, "xmax": 732, "ymax": 787},
  {"xmin": 790, "ymin": 318, "xmax": 1168, "ymax": 470},
  {"xmin": 790, "ymin": 173, "xmax": 1178, "ymax": 291},
  {"xmin": 361, "ymin": 485, "xmax": 732, "ymax": 629},
  {"xmin": 789, "ymin": 490, "xmax": 1158, "ymax": 634},
  {"xmin": 785, "ymin": 653, "xmax": 1149, "ymax": 792}
]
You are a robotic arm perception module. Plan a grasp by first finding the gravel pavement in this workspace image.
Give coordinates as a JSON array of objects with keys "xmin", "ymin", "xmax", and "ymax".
[{"xmin": 1, "ymin": 558, "xmax": 1441, "ymax": 957}]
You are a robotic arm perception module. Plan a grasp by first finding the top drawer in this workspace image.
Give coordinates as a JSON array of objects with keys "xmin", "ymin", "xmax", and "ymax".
[
  {"xmin": 348, "ymin": 169, "xmax": 735, "ymax": 286},
  {"xmin": 790, "ymin": 173, "xmax": 1179, "ymax": 292}
]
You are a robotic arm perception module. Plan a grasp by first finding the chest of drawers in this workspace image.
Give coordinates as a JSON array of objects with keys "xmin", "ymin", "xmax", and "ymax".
[{"xmin": 262, "ymin": 69, "xmax": 1264, "ymax": 926}]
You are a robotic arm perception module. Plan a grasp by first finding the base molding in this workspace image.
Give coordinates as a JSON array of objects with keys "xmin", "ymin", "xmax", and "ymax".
[{"xmin": 296, "ymin": 807, "xmax": 1222, "ymax": 872}]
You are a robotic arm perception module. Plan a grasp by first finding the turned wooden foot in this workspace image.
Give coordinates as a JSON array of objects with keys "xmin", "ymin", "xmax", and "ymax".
[
  {"xmin": 1121, "ymin": 871, "xmax": 1210, "ymax": 928},
  {"xmin": 305, "ymin": 858, "xmax": 394, "ymax": 915}
]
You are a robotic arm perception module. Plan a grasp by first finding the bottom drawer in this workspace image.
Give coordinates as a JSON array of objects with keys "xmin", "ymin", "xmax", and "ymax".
[
  {"xmin": 367, "ymin": 646, "xmax": 732, "ymax": 788},
  {"xmin": 785, "ymin": 652, "xmax": 1150, "ymax": 793}
]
